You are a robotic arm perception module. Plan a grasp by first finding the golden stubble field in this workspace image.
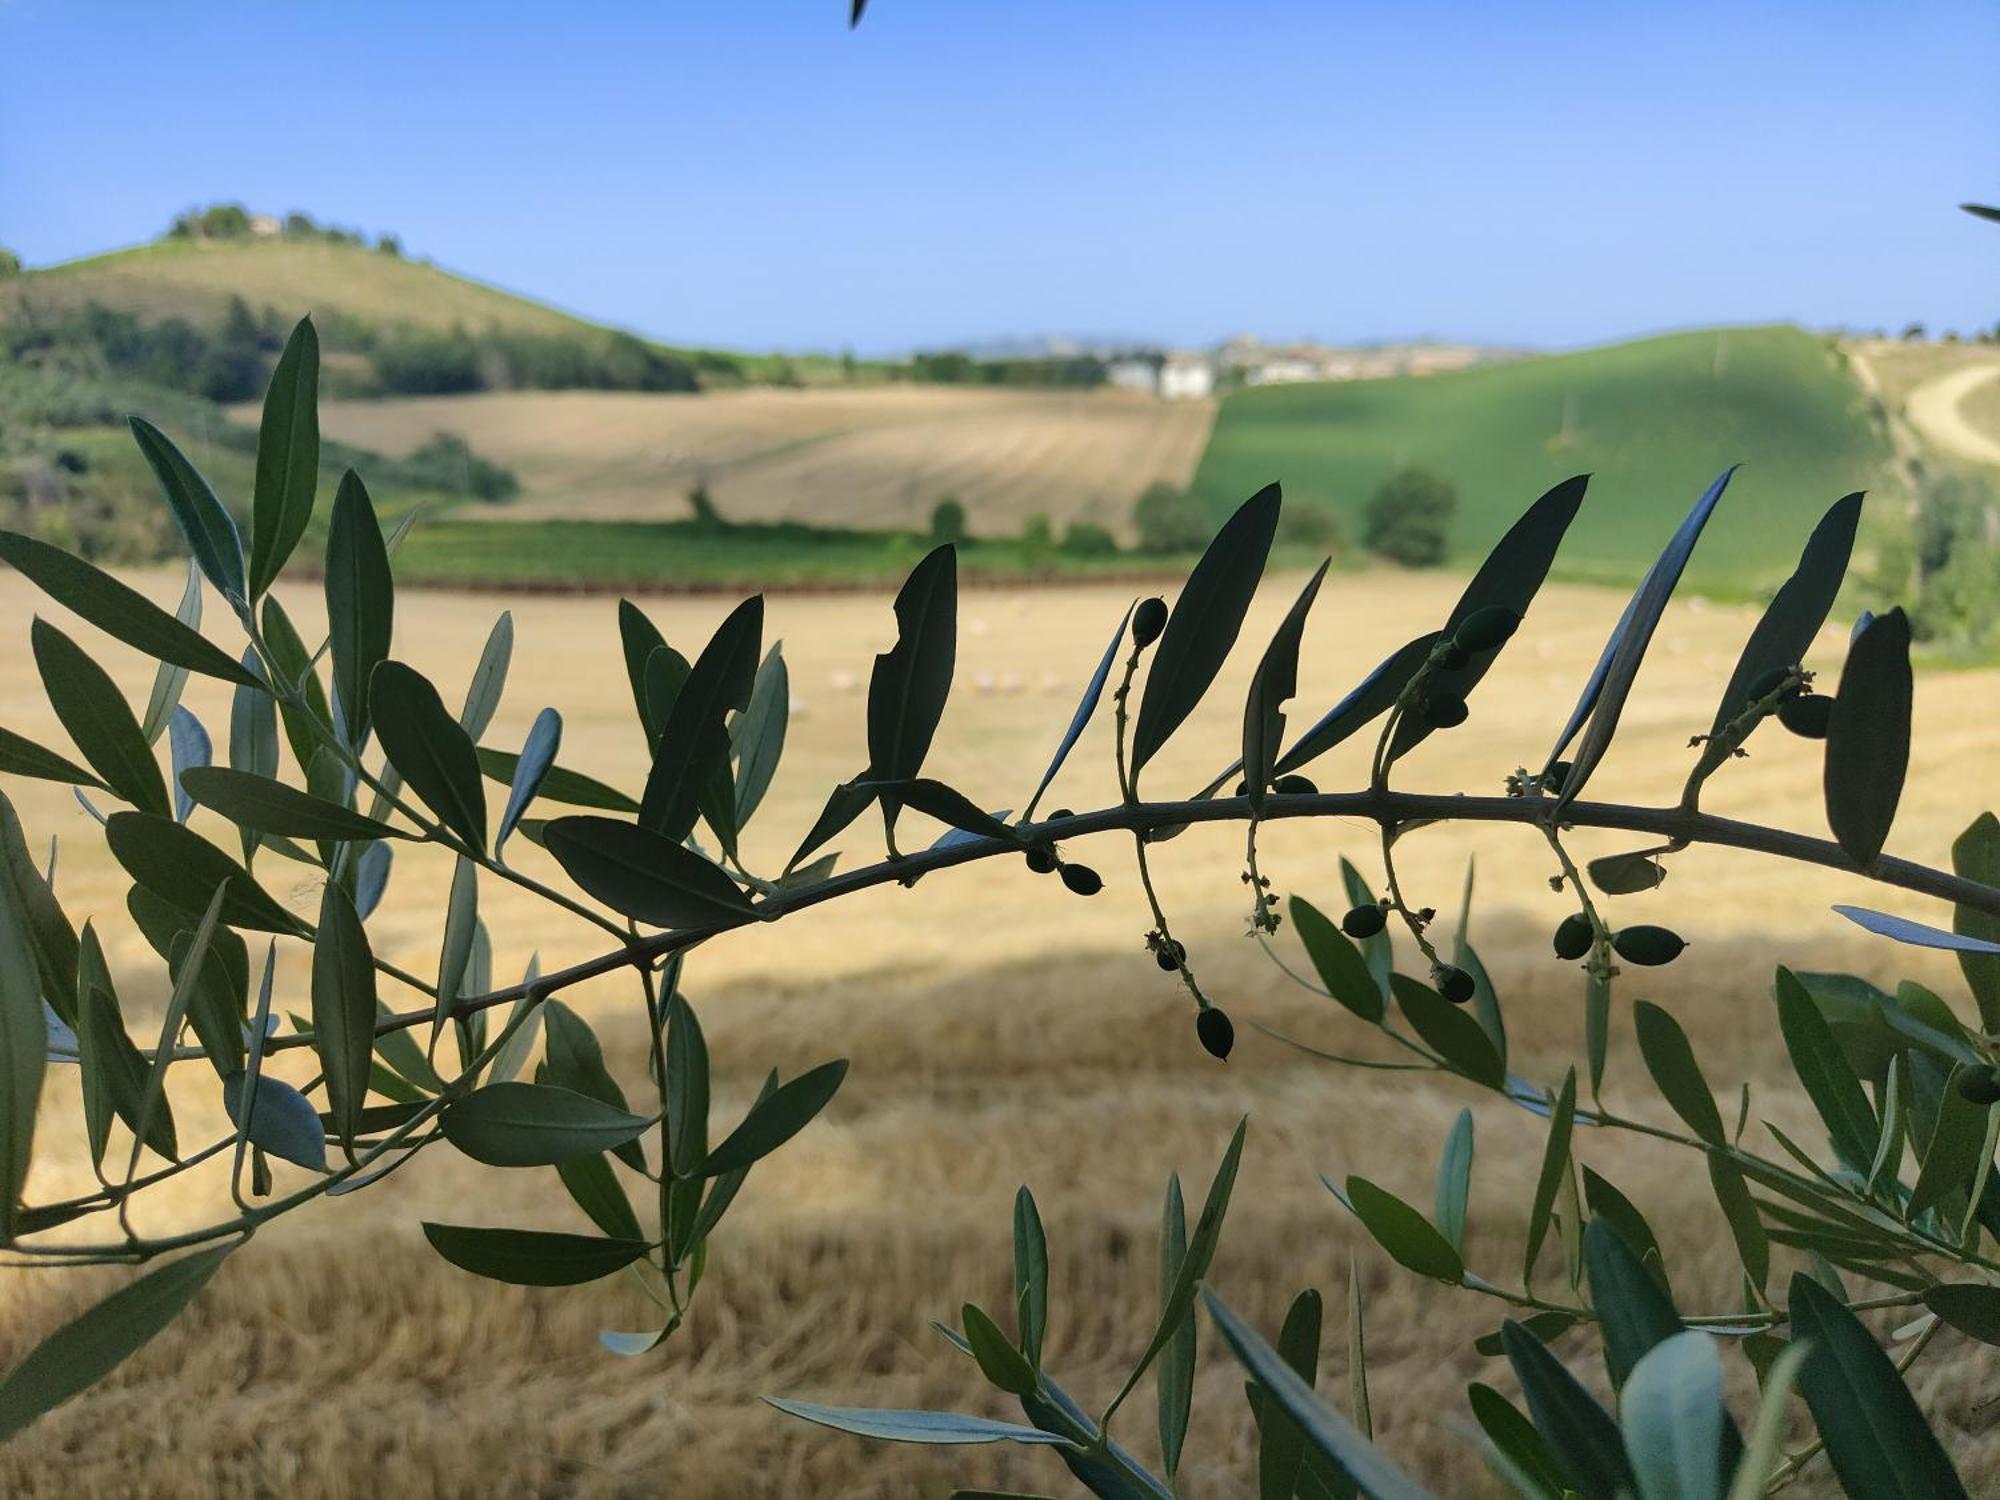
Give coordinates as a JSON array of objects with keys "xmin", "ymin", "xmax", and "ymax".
[
  {"xmin": 292, "ymin": 385, "xmax": 1218, "ymax": 538},
  {"xmin": 1, "ymin": 562, "xmax": 1997, "ymax": 1498}
]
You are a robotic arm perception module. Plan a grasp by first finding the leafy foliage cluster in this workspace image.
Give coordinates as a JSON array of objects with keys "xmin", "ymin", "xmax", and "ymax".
[
  {"xmin": 1362, "ymin": 466, "xmax": 1458, "ymax": 569},
  {"xmin": 2, "ymin": 315, "xmax": 2000, "ymax": 1499}
]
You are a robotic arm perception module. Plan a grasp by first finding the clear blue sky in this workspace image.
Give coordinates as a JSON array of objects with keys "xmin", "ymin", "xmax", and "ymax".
[{"xmin": 2, "ymin": 2, "xmax": 1993, "ymax": 355}]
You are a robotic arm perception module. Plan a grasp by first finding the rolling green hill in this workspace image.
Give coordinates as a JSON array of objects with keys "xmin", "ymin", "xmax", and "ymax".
[{"xmin": 1190, "ymin": 325, "xmax": 1892, "ymax": 592}]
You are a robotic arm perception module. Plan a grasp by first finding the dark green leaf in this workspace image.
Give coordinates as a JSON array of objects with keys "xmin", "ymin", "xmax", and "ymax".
[
  {"xmin": 1585, "ymin": 1219, "xmax": 1682, "ymax": 1390},
  {"xmin": 1823, "ymin": 607, "xmax": 1912, "ymax": 865},
  {"xmin": 0, "ymin": 1244, "xmax": 231, "ymax": 1441},
  {"xmin": 76, "ymin": 928, "xmax": 175, "ymax": 1163},
  {"xmin": 787, "ymin": 778, "xmax": 875, "ymax": 874},
  {"xmin": 1788, "ymin": 1271, "xmax": 1970, "ymax": 1499},
  {"xmin": 618, "ymin": 600, "xmax": 671, "ymax": 743},
  {"xmin": 0, "ymin": 792, "xmax": 78, "ymax": 1025},
  {"xmin": 866, "ymin": 546, "xmax": 958, "ymax": 834},
  {"xmin": 1551, "ymin": 468, "xmax": 1735, "ymax": 806},
  {"xmin": 665, "ymin": 992, "xmax": 710, "ymax": 1177},
  {"xmin": 762, "ymin": 1398, "xmax": 1075, "ymax": 1449},
  {"xmin": 1501, "ymin": 1318, "xmax": 1635, "ymax": 1500},
  {"xmin": 1273, "ymin": 631, "xmax": 1440, "ymax": 779},
  {"xmin": 30, "ymin": 618, "xmax": 168, "ymax": 816},
  {"xmin": 1257, "ymin": 1288, "xmax": 1324, "ymax": 1500},
  {"xmin": 430, "ymin": 855, "xmax": 478, "ymax": 1055},
  {"xmin": 179, "ymin": 767, "xmax": 404, "ymax": 843},
  {"xmin": 324, "ymin": 470, "xmax": 394, "ymax": 745},
  {"xmin": 0, "ymin": 531, "xmax": 259, "ymax": 686},
  {"xmin": 1950, "ymin": 813, "xmax": 2000, "ymax": 1031},
  {"xmin": 1921, "ymin": 1283, "xmax": 2000, "ymax": 1347},
  {"xmin": 1775, "ymin": 967, "xmax": 1879, "ymax": 1173},
  {"xmin": 1391, "ymin": 973, "xmax": 1504, "ymax": 1087},
  {"xmin": 106, "ymin": 812, "xmax": 300, "ymax": 933},
  {"xmin": 1289, "ymin": 897, "xmax": 1384, "ymax": 1023},
  {"xmin": 1468, "ymin": 1382, "xmax": 1565, "ymax": 1499},
  {"xmin": 1202, "ymin": 1289, "xmax": 1432, "ymax": 1500},
  {"xmin": 732, "ymin": 643, "xmax": 789, "ymax": 826},
  {"xmin": 1014, "ymin": 1185, "xmax": 1049, "ymax": 1368},
  {"xmin": 223, "ymin": 1070, "xmax": 327, "ymax": 1171},
  {"xmin": 1707, "ymin": 493, "xmax": 1861, "ymax": 742},
  {"xmin": 1393, "ymin": 475, "xmax": 1589, "ymax": 759},
  {"xmin": 537, "ymin": 999, "xmax": 643, "ymax": 1172},
  {"xmin": 1909, "ymin": 1064, "xmax": 1993, "ymax": 1221},
  {"xmin": 1132, "ymin": 485, "xmax": 1279, "ymax": 775},
  {"xmin": 1588, "ymin": 850, "xmax": 1668, "ymax": 894},
  {"xmin": 1157, "ymin": 1173, "xmax": 1194, "ymax": 1477},
  {"xmin": 639, "ymin": 595, "xmax": 762, "ymax": 843},
  {"xmin": 311, "ymin": 880, "xmax": 376, "ymax": 1152},
  {"xmin": 421, "ymin": 1223, "xmax": 651, "ymax": 1287},
  {"xmin": 544, "ymin": 816, "xmax": 754, "ymax": 930},
  {"xmin": 248, "ymin": 317, "xmax": 320, "ymax": 597},
  {"xmin": 1023, "ymin": 603, "xmax": 1130, "ymax": 819},
  {"xmin": 867, "ymin": 778, "xmax": 1018, "ymax": 844},
  {"xmin": 1581, "ymin": 1168, "xmax": 1670, "ymax": 1298},
  {"xmin": 1524, "ymin": 1067, "xmax": 1578, "ymax": 1285},
  {"xmin": 1339, "ymin": 1175, "xmax": 1463, "ymax": 1282},
  {"xmin": 0, "ymin": 725, "xmax": 104, "ymax": 790},
  {"xmin": 1244, "ymin": 560, "xmax": 1329, "ymax": 811},
  {"xmin": 259, "ymin": 594, "xmax": 333, "ymax": 770},
  {"xmin": 371, "ymin": 661, "xmax": 487, "ymax": 850},
  {"xmin": 1707, "ymin": 1157, "xmax": 1768, "ymax": 1294},
  {"xmin": 1634, "ymin": 1002, "xmax": 1727, "ymax": 1146},
  {"xmin": 1339, "ymin": 859, "xmax": 1392, "ymax": 1001},
  {"xmin": 441, "ymin": 1082, "xmax": 650, "ymax": 1167},
  {"xmin": 963, "ymin": 1303, "xmax": 1038, "ymax": 1397},
  {"xmin": 704, "ymin": 1058, "xmax": 847, "ymax": 1175},
  {"xmin": 1435, "ymin": 1109, "xmax": 1474, "ymax": 1255},
  {"xmin": 128, "ymin": 416, "xmax": 246, "ymax": 604},
  {"xmin": 556, "ymin": 1152, "xmax": 644, "ymax": 1242},
  {"xmin": 477, "ymin": 744, "xmax": 635, "ymax": 814}
]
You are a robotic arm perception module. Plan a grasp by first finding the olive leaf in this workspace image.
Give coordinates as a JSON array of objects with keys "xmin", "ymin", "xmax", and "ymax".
[
  {"xmin": 1951, "ymin": 813, "xmax": 2000, "ymax": 1030},
  {"xmin": 762, "ymin": 1399, "xmax": 1076, "ymax": 1450},
  {"xmin": 1022, "ymin": 602, "xmax": 1131, "ymax": 821},
  {"xmin": 179, "ymin": 767, "xmax": 406, "ymax": 843},
  {"xmin": 1823, "ymin": 606, "xmax": 1912, "ymax": 865},
  {"xmin": 865, "ymin": 545, "xmax": 958, "ymax": 836},
  {"xmin": 440, "ymin": 1082, "xmax": 650, "ymax": 1167},
  {"xmin": 139, "ymin": 563, "xmax": 203, "ymax": 746},
  {"xmin": 703, "ymin": 1058, "xmax": 848, "ymax": 1175},
  {"xmin": 0, "ymin": 726, "xmax": 105, "ymax": 791},
  {"xmin": 1435, "ymin": 1109, "xmax": 1474, "ymax": 1256},
  {"xmin": 1633, "ymin": 1002, "xmax": 1727, "ymax": 1146},
  {"xmin": 0, "ymin": 530, "xmax": 259, "ymax": 687},
  {"xmin": 129, "ymin": 416, "xmax": 246, "ymax": 606},
  {"xmin": 324, "ymin": 471, "xmax": 394, "ymax": 746},
  {"xmin": 1132, "ymin": 484, "xmax": 1279, "ymax": 776},
  {"xmin": 1706, "ymin": 491, "xmax": 1861, "ymax": 742},
  {"xmin": 543, "ymin": 816, "xmax": 755, "ymax": 930},
  {"xmin": 457, "ymin": 612, "xmax": 514, "ymax": 743},
  {"xmin": 1243, "ymin": 560, "xmax": 1330, "ymax": 811},
  {"xmin": 1253, "ymin": 1288, "xmax": 1325, "ymax": 1500},
  {"xmin": 421, "ymin": 1223, "xmax": 652, "ymax": 1287},
  {"xmin": 639, "ymin": 595, "xmax": 763, "ymax": 846},
  {"xmin": 106, "ymin": 813, "xmax": 301, "ymax": 933},
  {"xmin": 0, "ymin": 846, "xmax": 45, "ymax": 1239},
  {"xmin": 248, "ymin": 316, "xmax": 320, "ymax": 598},
  {"xmin": 496, "ymin": 708, "xmax": 562, "ymax": 852},
  {"xmin": 477, "ymin": 744, "xmax": 635, "ymax": 814},
  {"xmin": 732, "ymin": 643, "xmax": 789, "ymax": 826},
  {"xmin": 370, "ymin": 660, "xmax": 487, "ymax": 851},
  {"xmin": 1332, "ymin": 1175, "xmax": 1463, "ymax": 1282},
  {"xmin": 1271, "ymin": 630, "xmax": 1440, "ymax": 781},
  {"xmin": 223, "ymin": 1070, "xmax": 328, "ymax": 1172},
  {"xmin": 1551, "ymin": 467, "xmax": 1735, "ymax": 807},
  {"xmin": 1501, "ymin": 1318, "xmax": 1636, "ymax": 1500},
  {"xmin": 1289, "ymin": 897, "xmax": 1384, "ymax": 1023},
  {"xmin": 30, "ymin": 618, "xmax": 169, "ymax": 817},
  {"xmin": 1156, "ymin": 1174, "xmax": 1192, "ymax": 1478},
  {"xmin": 311, "ymin": 880, "xmax": 377, "ymax": 1154}
]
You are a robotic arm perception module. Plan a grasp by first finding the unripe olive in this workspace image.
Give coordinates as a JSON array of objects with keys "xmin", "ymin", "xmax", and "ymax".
[
  {"xmin": 1422, "ymin": 695, "xmax": 1470, "ymax": 729},
  {"xmin": 1047, "ymin": 808, "xmax": 1074, "ymax": 821},
  {"xmin": 1341, "ymin": 904, "xmax": 1387, "ymax": 938},
  {"xmin": 1433, "ymin": 964, "xmax": 1477, "ymax": 1005},
  {"xmin": 1612, "ymin": 925, "xmax": 1686, "ymax": 966},
  {"xmin": 1552, "ymin": 913, "xmax": 1594, "ymax": 961},
  {"xmin": 1196, "ymin": 1006, "xmax": 1235, "ymax": 1060},
  {"xmin": 1024, "ymin": 846, "xmax": 1057, "ymax": 875},
  {"xmin": 1453, "ymin": 605, "xmax": 1521, "ymax": 654},
  {"xmin": 1274, "ymin": 774, "xmax": 1317, "ymax": 796},
  {"xmin": 1545, "ymin": 760, "xmax": 1573, "ymax": 793},
  {"xmin": 1154, "ymin": 939, "xmax": 1187, "ymax": 971},
  {"xmin": 1060, "ymin": 863, "xmax": 1103, "ymax": 896},
  {"xmin": 1777, "ymin": 694, "xmax": 1832, "ymax": 739},
  {"xmin": 1133, "ymin": 597, "xmax": 1169, "ymax": 649},
  {"xmin": 1436, "ymin": 643, "xmax": 1470, "ymax": 672},
  {"xmin": 1957, "ymin": 1066, "xmax": 2000, "ymax": 1106}
]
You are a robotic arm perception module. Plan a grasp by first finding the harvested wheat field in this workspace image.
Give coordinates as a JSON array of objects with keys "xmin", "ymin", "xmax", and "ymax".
[
  {"xmin": 298, "ymin": 385, "xmax": 1218, "ymax": 537},
  {"xmin": 2, "ymin": 562, "xmax": 1997, "ymax": 1498}
]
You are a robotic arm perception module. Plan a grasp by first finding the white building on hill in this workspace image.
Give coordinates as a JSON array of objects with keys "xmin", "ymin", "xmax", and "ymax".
[{"xmin": 1159, "ymin": 354, "xmax": 1215, "ymax": 400}]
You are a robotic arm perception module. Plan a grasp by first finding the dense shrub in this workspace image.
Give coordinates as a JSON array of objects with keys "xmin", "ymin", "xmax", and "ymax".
[
  {"xmin": 1363, "ymin": 464, "xmax": 1457, "ymax": 566},
  {"xmin": 1059, "ymin": 519, "xmax": 1118, "ymax": 555},
  {"xmin": 1131, "ymin": 480, "xmax": 1210, "ymax": 551},
  {"xmin": 0, "ymin": 247, "xmax": 20, "ymax": 279},
  {"xmin": 929, "ymin": 497, "xmax": 967, "ymax": 543},
  {"xmin": 399, "ymin": 433, "xmax": 520, "ymax": 502}
]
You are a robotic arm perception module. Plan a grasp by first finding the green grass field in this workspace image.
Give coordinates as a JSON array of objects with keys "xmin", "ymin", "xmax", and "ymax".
[{"xmin": 1190, "ymin": 324, "xmax": 1892, "ymax": 593}]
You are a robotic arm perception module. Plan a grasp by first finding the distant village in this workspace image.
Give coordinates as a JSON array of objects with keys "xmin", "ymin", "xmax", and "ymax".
[{"xmin": 1103, "ymin": 336, "xmax": 1511, "ymax": 400}]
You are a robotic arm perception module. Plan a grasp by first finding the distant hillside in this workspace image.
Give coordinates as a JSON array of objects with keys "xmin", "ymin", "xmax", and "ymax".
[{"xmin": 1190, "ymin": 324, "xmax": 1893, "ymax": 593}]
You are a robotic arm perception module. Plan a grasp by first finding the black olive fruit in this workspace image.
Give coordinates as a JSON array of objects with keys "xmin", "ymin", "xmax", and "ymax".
[
  {"xmin": 1957, "ymin": 1066, "xmax": 2000, "ymax": 1106},
  {"xmin": 1612, "ymin": 925, "xmax": 1686, "ymax": 966},
  {"xmin": 1341, "ymin": 904, "xmax": 1387, "ymax": 938},
  {"xmin": 1133, "ymin": 596, "xmax": 1169, "ymax": 649},
  {"xmin": 1274, "ymin": 774, "xmax": 1317, "ymax": 795},
  {"xmin": 1433, "ymin": 964, "xmax": 1477, "ymax": 1004},
  {"xmin": 1453, "ymin": 605, "xmax": 1521, "ymax": 654},
  {"xmin": 1552, "ymin": 913, "xmax": 1593, "ymax": 960},
  {"xmin": 1196, "ymin": 1006, "xmax": 1235, "ymax": 1060},
  {"xmin": 1436, "ymin": 643, "xmax": 1470, "ymax": 672},
  {"xmin": 1154, "ymin": 939, "xmax": 1187, "ymax": 971},
  {"xmin": 1060, "ymin": 863, "xmax": 1103, "ymax": 896},
  {"xmin": 1777, "ymin": 694, "xmax": 1832, "ymax": 739},
  {"xmin": 1025, "ymin": 846, "xmax": 1057, "ymax": 875},
  {"xmin": 1422, "ymin": 695, "xmax": 1470, "ymax": 729},
  {"xmin": 1046, "ymin": 808, "xmax": 1074, "ymax": 820},
  {"xmin": 1544, "ymin": 760, "xmax": 1573, "ymax": 793}
]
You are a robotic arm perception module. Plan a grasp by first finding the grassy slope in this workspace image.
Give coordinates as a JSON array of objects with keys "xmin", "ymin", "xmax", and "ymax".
[
  {"xmin": 1191, "ymin": 324, "xmax": 1891, "ymax": 593},
  {"xmin": 1, "ymin": 238, "xmax": 850, "ymax": 381}
]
